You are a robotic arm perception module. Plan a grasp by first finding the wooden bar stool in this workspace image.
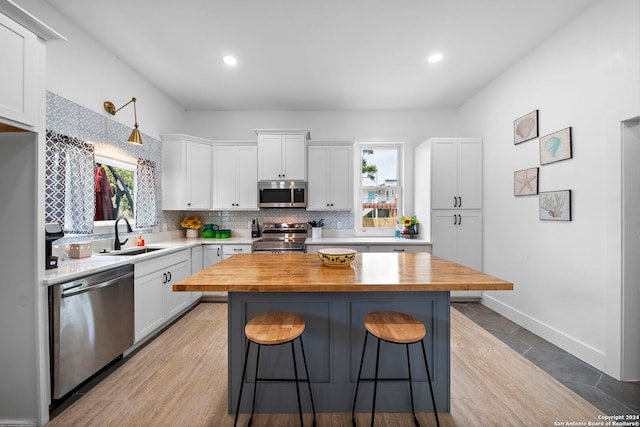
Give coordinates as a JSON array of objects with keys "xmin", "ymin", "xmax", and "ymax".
[
  {"xmin": 234, "ymin": 311, "xmax": 316, "ymax": 427},
  {"xmin": 352, "ymin": 311, "xmax": 440, "ymax": 427}
]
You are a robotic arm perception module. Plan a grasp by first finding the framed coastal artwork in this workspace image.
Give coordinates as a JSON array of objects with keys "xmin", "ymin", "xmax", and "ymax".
[
  {"xmin": 540, "ymin": 127, "xmax": 572, "ymax": 165},
  {"xmin": 514, "ymin": 167, "xmax": 539, "ymax": 196},
  {"xmin": 514, "ymin": 110, "xmax": 538, "ymax": 144},
  {"xmin": 539, "ymin": 190, "xmax": 571, "ymax": 221}
]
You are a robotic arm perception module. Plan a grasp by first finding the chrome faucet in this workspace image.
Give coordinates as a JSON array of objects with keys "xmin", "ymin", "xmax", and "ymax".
[{"xmin": 114, "ymin": 217, "xmax": 133, "ymax": 250}]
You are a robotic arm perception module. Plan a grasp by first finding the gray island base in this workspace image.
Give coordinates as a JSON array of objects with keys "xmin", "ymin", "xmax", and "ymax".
[{"xmin": 228, "ymin": 291, "xmax": 450, "ymax": 414}]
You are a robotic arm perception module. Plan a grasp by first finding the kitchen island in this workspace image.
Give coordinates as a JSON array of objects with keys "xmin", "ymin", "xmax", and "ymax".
[{"xmin": 173, "ymin": 252, "xmax": 513, "ymax": 414}]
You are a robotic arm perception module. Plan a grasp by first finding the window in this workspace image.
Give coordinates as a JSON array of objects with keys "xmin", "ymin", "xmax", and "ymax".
[
  {"xmin": 355, "ymin": 142, "xmax": 403, "ymax": 235},
  {"xmin": 94, "ymin": 155, "xmax": 136, "ymax": 224}
]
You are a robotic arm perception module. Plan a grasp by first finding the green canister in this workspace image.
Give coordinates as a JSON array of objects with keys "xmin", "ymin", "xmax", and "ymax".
[{"xmin": 202, "ymin": 224, "xmax": 217, "ymax": 238}]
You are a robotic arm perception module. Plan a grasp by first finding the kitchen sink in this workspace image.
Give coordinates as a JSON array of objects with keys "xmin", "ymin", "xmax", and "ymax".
[{"xmin": 102, "ymin": 247, "xmax": 165, "ymax": 256}]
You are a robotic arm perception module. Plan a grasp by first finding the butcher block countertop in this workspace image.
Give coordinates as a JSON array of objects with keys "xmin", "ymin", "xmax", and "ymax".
[{"xmin": 173, "ymin": 252, "xmax": 513, "ymax": 293}]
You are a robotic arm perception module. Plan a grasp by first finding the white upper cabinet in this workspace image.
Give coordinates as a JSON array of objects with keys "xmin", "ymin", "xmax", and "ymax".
[
  {"xmin": 431, "ymin": 138, "xmax": 482, "ymax": 209},
  {"xmin": 307, "ymin": 143, "xmax": 353, "ymax": 211},
  {"xmin": 212, "ymin": 144, "xmax": 258, "ymax": 210},
  {"xmin": 255, "ymin": 130, "xmax": 309, "ymax": 181},
  {"xmin": 161, "ymin": 134, "xmax": 212, "ymax": 210},
  {"xmin": 0, "ymin": 13, "xmax": 38, "ymax": 129}
]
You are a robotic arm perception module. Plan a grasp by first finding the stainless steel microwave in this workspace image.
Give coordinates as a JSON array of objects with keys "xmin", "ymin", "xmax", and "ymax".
[{"xmin": 258, "ymin": 181, "xmax": 306, "ymax": 208}]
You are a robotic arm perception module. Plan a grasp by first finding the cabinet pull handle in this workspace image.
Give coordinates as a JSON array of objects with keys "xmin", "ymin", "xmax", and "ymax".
[
  {"xmin": 453, "ymin": 214, "xmax": 457, "ymax": 225},
  {"xmin": 458, "ymin": 196, "xmax": 462, "ymax": 208},
  {"xmin": 234, "ymin": 248, "xmax": 242, "ymax": 252},
  {"xmin": 162, "ymin": 273, "xmax": 167, "ymax": 284},
  {"xmin": 393, "ymin": 248, "xmax": 405, "ymax": 252},
  {"xmin": 217, "ymin": 247, "xmax": 220, "ymax": 256},
  {"xmin": 453, "ymin": 196, "xmax": 457, "ymax": 208},
  {"xmin": 458, "ymin": 214, "xmax": 462, "ymax": 225},
  {"xmin": 167, "ymin": 271, "xmax": 172, "ymax": 282}
]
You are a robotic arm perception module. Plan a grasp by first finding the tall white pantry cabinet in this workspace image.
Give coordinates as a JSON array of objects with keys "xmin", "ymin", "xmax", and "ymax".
[{"xmin": 416, "ymin": 137, "xmax": 483, "ymax": 300}]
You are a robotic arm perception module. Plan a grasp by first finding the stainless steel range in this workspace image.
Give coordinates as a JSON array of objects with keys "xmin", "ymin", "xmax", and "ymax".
[{"xmin": 252, "ymin": 222, "xmax": 309, "ymax": 253}]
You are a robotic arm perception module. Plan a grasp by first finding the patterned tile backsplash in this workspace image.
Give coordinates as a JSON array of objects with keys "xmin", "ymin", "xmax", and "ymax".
[{"xmin": 46, "ymin": 92, "xmax": 354, "ymax": 245}]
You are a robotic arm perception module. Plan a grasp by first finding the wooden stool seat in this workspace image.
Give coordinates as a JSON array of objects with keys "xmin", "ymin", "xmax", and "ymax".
[
  {"xmin": 364, "ymin": 311, "xmax": 426, "ymax": 344},
  {"xmin": 245, "ymin": 311, "xmax": 305, "ymax": 345}
]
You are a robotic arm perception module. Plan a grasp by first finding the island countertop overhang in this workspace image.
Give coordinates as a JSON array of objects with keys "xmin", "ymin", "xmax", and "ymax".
[{"xmin": 172, "ymin": 252, "xmax": 514, "ymax": 293}]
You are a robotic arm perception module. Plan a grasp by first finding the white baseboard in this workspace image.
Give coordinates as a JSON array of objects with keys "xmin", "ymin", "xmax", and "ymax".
[{"xmin": 481, "ymin": 294, "xmax": 606, "ymax": 373}]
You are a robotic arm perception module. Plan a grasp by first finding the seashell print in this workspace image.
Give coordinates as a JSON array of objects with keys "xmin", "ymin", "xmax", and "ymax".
[{"xmin": 516, "ymin": 117, "xmax": 536, "ymax": 139}]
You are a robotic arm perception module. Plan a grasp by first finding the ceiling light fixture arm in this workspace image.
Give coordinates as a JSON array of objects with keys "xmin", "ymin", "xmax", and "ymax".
[{"xmin": 103, "ymin": 97, "xmax": 136, "ymax": 116}]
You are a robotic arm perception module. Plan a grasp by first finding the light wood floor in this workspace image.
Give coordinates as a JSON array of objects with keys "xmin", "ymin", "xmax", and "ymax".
[{"xmin": 46, "ymin": 302, "xmax": 603, "ymax": 426}]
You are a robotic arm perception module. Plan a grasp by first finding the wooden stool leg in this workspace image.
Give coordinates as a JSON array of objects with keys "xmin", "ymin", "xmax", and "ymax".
[
  {"xmin": 406, "ymin": 344, "xmax": 419, "ymax": 427},
  {"xmin": 420, "ymin": 340, "xmax": 440, "ymax": 427},
  {"xmin": 298, "ymin": 335, "xmax": 316, "ymax": 425},
  {"xmin": 248, "ymin": 344, "xmax": 262, "ymax": 426},
  {"xmin": 371, "ymin": 337, "xmax": 381, "ymax": 427},
  {"xmin": 234, "ymin": 340, "xmax": 252, "ymax": 427},
  {"xmin": 352, "ymin": 331, "xmax": 370, "ymax": 426}
]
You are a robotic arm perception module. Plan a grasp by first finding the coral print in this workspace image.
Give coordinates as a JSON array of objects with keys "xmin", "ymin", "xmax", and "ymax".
[{"xmin": 539, "ymin": 190, "xmax": 571, "ymax": 221}]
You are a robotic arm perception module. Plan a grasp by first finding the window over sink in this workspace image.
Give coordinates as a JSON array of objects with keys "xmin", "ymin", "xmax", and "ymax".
[{"xmin": 94, "ymin": 154, "xmax": 137, "ymax": 225}]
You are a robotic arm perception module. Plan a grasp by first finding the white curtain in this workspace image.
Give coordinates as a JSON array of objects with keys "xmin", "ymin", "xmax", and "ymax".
[
  {"xmin": 136, "ymin": 158, "xmax": 158, "ymax": 228},
  {"xmin": 45, "ymin": 131, "xmax": 95, "ymax": 234}
]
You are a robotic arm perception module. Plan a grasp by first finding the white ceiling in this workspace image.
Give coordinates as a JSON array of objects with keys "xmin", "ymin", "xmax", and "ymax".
[{"xmin": 45, "ymin": 0, "xmax": 596, "ymax": 111}]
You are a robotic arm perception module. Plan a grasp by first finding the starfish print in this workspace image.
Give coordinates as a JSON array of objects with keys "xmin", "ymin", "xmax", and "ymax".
[{"xmin": 516, "ymin": 170, "xmax": 537, "ymax": 194}]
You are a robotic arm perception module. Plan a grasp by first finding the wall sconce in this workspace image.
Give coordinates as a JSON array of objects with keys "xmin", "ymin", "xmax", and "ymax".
[{"xmin": 103, "ymin": 97, "xmax": 142, "ymax": 145}]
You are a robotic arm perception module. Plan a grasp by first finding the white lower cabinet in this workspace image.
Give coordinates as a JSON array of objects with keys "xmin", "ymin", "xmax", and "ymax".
[
  {"xmin": 203, "ymin": 245, "xmax": 225, "ymax": 299},
  {"xmin": 190, "ymin": 245, "xmax": 204, "ymax": 302},
  {"xmin": 134, "ymin": 249, "xmax": 192, "ymax": 343},
  {"xmin": 431, "ymin": 210, "xmax": 483, "ymax": 299}
]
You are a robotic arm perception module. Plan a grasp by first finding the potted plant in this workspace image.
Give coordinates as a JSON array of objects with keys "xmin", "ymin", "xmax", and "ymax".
[
  {"xmin": 181, "ymin": 215, "xmax": 202, "ymax": 238},
  {"xmin": 400, "ymin": 215, "xmax": 419, "ymax": 238}
]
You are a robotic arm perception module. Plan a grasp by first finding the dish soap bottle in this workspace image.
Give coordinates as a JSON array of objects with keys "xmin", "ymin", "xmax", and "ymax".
[
  {"xmin": 395, "ymin": 219, "xmax": 402, "ymax": 239},
  {"xmin": 136, "ymin": 232, "xmax": 145, "ymax": 246}
]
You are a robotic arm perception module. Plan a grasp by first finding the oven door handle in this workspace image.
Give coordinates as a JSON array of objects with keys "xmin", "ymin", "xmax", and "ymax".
[{"xmin": 61, "ymin": 271, "xmax": 134, "ymax": 298}]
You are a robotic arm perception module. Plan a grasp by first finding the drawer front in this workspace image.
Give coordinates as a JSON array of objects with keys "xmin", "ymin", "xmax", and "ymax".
[
  {"xmin": 368, "ymin": 245, "xmax": 431, "ymax": 253},
  {"xmin": 222, "ymin": 244, "xmax": 252, "ymax": 256}
]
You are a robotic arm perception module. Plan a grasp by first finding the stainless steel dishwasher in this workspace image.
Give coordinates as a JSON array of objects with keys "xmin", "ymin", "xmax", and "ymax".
[{"xmin": 49, "ymin": 264, "xmax": 134, "ymax": 401}]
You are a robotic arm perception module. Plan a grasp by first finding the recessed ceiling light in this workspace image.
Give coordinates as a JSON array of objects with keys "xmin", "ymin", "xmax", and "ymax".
[
  {"xmin": 223, "ymin": 55, "xmax": 237, "ymax": 66},
  {"xmin": 427, "ymin": 53, "xmax": 443, "ymax": 64}
]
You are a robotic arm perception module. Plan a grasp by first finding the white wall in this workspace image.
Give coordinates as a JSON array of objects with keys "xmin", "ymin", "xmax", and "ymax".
[
  {"xmin": 457, "ymin": 0, "xmax": 640, "ymax": 377},
  {"xmin": 16, "ymin": 0, "xmax": 186, "ymax": 140},
  {"xmin": 183, "ymin": 109, "xmax": 461, "ymax": 216}
]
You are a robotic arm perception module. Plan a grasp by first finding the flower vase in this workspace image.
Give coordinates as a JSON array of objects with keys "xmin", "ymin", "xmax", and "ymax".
[{"xmin": 186, "ymin": 229, "xmax": 198, "ymax": 238}]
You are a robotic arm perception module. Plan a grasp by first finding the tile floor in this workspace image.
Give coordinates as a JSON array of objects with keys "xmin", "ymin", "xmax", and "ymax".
[{"xmin": 452, "ymin": 302, "xmax": 640, "ymax": 416}]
